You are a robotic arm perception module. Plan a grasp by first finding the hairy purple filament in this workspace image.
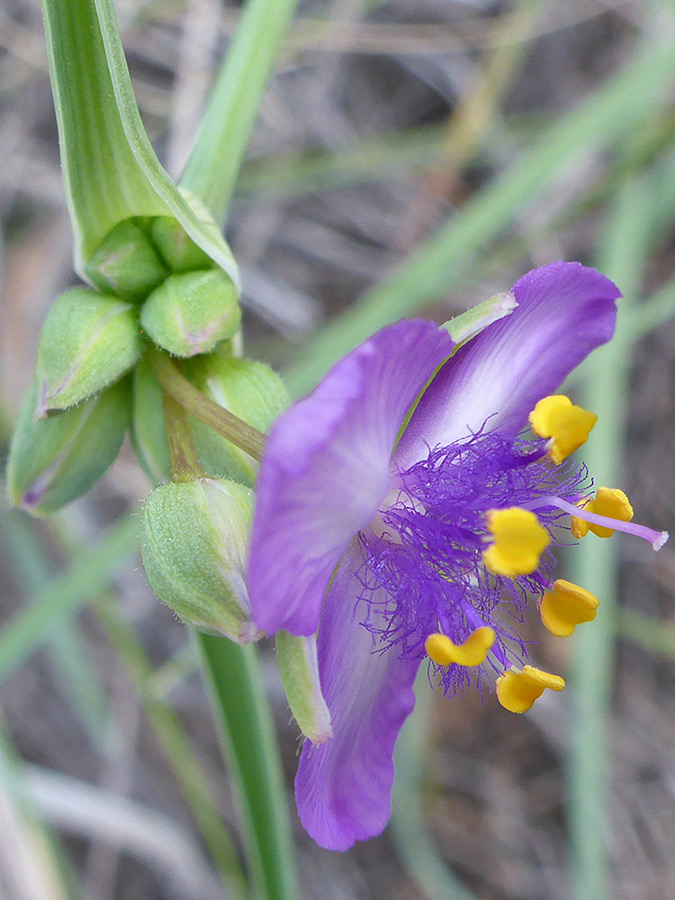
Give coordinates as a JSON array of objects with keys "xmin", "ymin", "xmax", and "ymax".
[{"xmin": 356, "ymin": 429, "xmax": 592, "ymax": 697}]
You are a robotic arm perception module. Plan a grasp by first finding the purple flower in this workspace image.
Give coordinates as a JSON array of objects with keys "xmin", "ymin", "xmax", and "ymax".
[{"xmin": 247, "ymin": 261, "xmax": 667, "ymax": 851}]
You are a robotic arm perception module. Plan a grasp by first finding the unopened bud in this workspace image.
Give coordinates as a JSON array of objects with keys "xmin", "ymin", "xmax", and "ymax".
[
  {"xmin": 150, "ymin": 217, "xmax": 214, "ymax": 273},
  {"xmin": 130, "ymin": 356, "xmax": 171, "ymax": 483},
  {"xmin": 7, "ymin": 379, "xmax": 130, "ymax": 516},
  {"xmin": 275, "ymin": 631, "xmax": 332, "ymax": 744},
  {"xmin": 140, "ymin": 270, "xmax": 241, "ymax": 357},
  {"xmin": 85, "ymin": 219, "xmax": 168, "ymax": 298},
  {"xmin": 184, "ymin": 349, "xmax": 289, "ymax": 485},
  {"xmin": 142, "ymin": 478, "xmax": 261, "ymax": 642},
  {"xmin": 36, "ymin": 288, "xmax": 142, "ymax": 414}
]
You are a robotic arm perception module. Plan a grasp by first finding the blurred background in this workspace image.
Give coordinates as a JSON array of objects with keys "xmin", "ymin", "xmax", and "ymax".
[{"xmin": 1, "ymin": 0, "xmax": 675, "ymax": 898}]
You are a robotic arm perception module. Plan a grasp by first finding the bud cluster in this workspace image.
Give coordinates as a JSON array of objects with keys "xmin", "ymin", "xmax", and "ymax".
[
  {"xmin": 9, "ymin": 210, "xmax": 327, "ymax": 741},
  {"xmin": 8, "ymin": 214, "xmax": 250, "ymax": 514}
]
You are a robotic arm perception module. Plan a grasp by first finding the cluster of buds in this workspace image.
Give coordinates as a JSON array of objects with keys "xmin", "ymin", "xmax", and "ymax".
[
  {"xmin": 8, "ymin": 195, "xmax": 331, "ymax": 740},
  {"xmin": 8, "ymin": 214, "xmax": 286, "ymax": 633}
]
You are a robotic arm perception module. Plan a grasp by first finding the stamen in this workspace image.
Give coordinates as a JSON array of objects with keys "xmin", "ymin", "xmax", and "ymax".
[
  {"xmin": 527, "ymin": 493, "xmax": 669, "ymax": 550},
  {"xmin": 540, "ymin": 579, "xmax": 598, "ymax": 637},
  {"xmin": 483, "ymin": 508, "xmax": 550, "ymax": 577},
  {"xmin": 571, "ymin": 486, "xmax": 632, "ymax": 538},
  {"xmin": 425, "ymin": 627, "xmax": 496, "ymax": 667},
  {"xmin": 496, "ymin": 665, "xmax": 565, "ymax": 714},
  {"xmin": 529, "ymin": 395, "xmax": 597, "ymax": 465}
]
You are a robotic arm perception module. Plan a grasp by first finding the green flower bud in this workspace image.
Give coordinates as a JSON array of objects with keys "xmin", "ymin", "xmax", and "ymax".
[
  {"xmin": 140, "ymin": 270, "xmax": 241, "ymax": 358},
  {"xmin": 150, "ymin": 217, "xmax": 214, "ymax": 273},
  {"xmin": 184, "ymin": 348, "xmax": 289, "ymax": 486},
  {"xmin": 7, "ymin": 378, "xmax": 130, "ymax": 516},
  {"xmin": 36, "ymin": 288, "xmax": 142, "ymax": 414},
  {"xmin": 142, "ymin": 478, "xmax": 261, "ymax": 642},
  {"xmin": 84, "ymin": 219, "xmax": 168, "ymax": 298},
  {"xmin": 130, "ymin": 356, "xmax": 172, "ymax": 484},
  {"xmin": 275, "ymin": 631, "xmax": 332, "ymax": 744}
]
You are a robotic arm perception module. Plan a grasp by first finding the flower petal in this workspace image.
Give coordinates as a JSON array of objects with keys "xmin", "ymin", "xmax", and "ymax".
[
  {"xmin": 248, "ymin": 320, "xmax": 454, "ymax": 636},
  {"xmin": 395, "ymin": 261, "xmax": 620, "ymax": 468},
  {"xmin": 294, "ymin": 542, "xmax": 419, "ymax": 850}
]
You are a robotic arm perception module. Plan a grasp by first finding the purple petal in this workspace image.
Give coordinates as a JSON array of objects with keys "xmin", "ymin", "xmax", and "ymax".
[
  {"xmin": 248, "ymin": 320, "xmax": 454, "ymax": 636},
  {"xmin": 295, "ymin": 542, "xmax": 419, "ymax": 850},
  {"xmin": 395, "ymin": 261, "xmax": 620, "ymax": 468}
]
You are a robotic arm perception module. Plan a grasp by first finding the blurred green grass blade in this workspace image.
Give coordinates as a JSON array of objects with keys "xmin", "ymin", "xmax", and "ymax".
[
  {"xmin": 566, "ymin": 175, "xmax": 655, "ymax": 900},
  {"xmin": 392, "ymin": 684, "xmax": 477, "ymax": 900},
  {"xmin": 0, "ymin": 509, "xmax": 109, "ymax": 742},
  {"xmin": 0, "ymin": 514, "xmax": 139, "ymax": 685},
  {"xmin": 179, "ymin": 0, "xmax": 301, "ymax": 225},
  {"xmin": 630, "ymin": 276, "xmax": 675, "ymax": 339},
  {"xmin": 618, "ymin": 609, "xmax": 675, "ymax": 659},
  {"xmin": 285, "ymin": 35, "xmax": 675, "ymax": 396},
  {"xmin": 233, "ymin": 114, "xmax": 561, "ymax": 205},
  {"xmin": 197, "ymin": 634, "xmax": 299, "ymax": 900},
  {"xmin": 235, "ymin": 125, "xmax": 448, "ymax": 203},
  {"xmin": 0, "ymin": 719, "xmax": 83, "ymax": 900},
  {"xmin": 95, "ymin": 600, "xmax": 248, "ymax": 899}
]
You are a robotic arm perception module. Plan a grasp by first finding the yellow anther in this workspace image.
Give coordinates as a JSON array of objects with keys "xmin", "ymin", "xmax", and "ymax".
[
  {"xmin": 540, "ymin": 579, "xmax": 599, "ymax": 637},
  {"xmin": 425, "ymin": 627, "xmax": 496, "ymax": 667},
  {"xmin": 496, "ymin": 665, "xmax": 565, "ymax": 714},
  {"xmin": 483, "ymin": 508, "xmax": 550, "ymax": 578},
  {"xmin": 571, "ymin": 486, "xmax": 634, "ymax": 539},
  {"xmin": 528, "ymin": 395, "xmax": 597, "ymax": 465}
]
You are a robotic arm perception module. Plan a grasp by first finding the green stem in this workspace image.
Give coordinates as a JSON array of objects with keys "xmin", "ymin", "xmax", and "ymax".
[
  {"xmin": 149, "ymin": 347, "xmax": 265, "ymax": 461},
  {"xmin": 196, "ymin": 635, "xmax": 299, "ymax": 900},
  {"xmin": 160, "ymin": 378, "xmax": 299, "ymax": 900},
  {"xmin": 566, "ymin": 175, "xmax": 654, "ymax": 900},
  {"xmin": 162, "ymin": 390, "xmax": 206, "ymax": 480},
  {"xmin": 179, "ymin": 0, "xmax": 301, "ymax": 225}
]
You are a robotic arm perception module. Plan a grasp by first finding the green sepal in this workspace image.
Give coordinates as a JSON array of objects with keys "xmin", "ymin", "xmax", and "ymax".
[
  {"xmin": 36, "ymin": 287, "xmax": 142, "ymax": 413},
  {"xmin": 395, "ymin": 290, "xmax": 518, "ymax": 445},
  {"xmin": 183, "ymin": 349, "xmax": 290, "ymax": 486},
  {"xmin": 84, "ymin": 219, "xmax": 167, "ymax": 298},
  {"xmin": 150, "ymin": 217, "xmax": 215, "ymax": 273},
  {"xmin": 441, "ymin": 291, "xmax": 517, "ymax": 349},
  {"xmin": 142, "ymin": 478, "xmax": 262, "ymax": 642},
  {"xmin": 42, "ymin": 0, "xmax": 240, "ymax": 290},
  {"xmin": 140, "ymin": 270, "xmax": 241, "ymax": 358},
  {"xmin": 7, "ymin": 378, "xmax": 130, "ymax": 516},
  {"xmin": 130, "ymin": 356, "xmax": 172, "ymax": 484},
  {"xmin": 275, "ymin": 631, "xmax": 332, "ymax": 744}
]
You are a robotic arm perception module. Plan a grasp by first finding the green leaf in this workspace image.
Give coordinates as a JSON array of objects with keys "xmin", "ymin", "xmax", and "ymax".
[
  {"xmin": 179, "ymin": 0, "xmax": 302, "ymax": 224},
  {"xmin": 197, "ymin": 635, "xmax": 300, "ymax": 900},
  {"xmin": 42, "ymin": 0, "xmax": 239, "ymax": 287}
]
